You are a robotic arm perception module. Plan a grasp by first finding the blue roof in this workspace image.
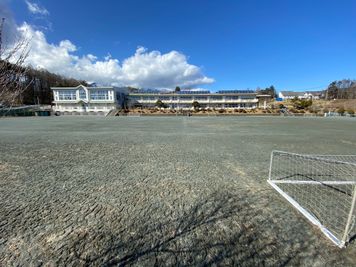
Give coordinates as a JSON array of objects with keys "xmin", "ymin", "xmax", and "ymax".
[
  {"xmin": 130, "ymin": 89, "xmax": 256, "ymax": 95},
  {"xmin": 177, "ymin": 90, "xmax": 211, "ymax": 94},
  {"xmin": 136, "ymin": 89, "xmax": 162, "ymax": 94},
  {"xmin": 217, "ymin": 90, "xmax": 255, "ymax": 94}
]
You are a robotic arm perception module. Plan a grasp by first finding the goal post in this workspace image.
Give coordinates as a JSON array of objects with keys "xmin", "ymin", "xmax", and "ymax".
[{"xmin": 268, "ymin": 150, "xmax": 356, "ymax": 248}]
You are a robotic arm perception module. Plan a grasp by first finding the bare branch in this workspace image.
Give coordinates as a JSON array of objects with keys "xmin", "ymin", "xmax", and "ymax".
[{"xmin": 0, "ymin": 20, "xmax": 32, "ymax": 108}]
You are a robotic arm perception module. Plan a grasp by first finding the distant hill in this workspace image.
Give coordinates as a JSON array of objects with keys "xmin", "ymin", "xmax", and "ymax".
[
  {"xmin": 22, "ymin": 67, "xmax": 88, "ymax": 105},
  {"xmin": 0, "ymin": 59, "xmax": 88, "ymax": 105}
]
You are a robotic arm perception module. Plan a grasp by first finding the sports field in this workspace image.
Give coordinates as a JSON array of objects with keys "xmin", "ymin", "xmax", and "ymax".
[{"xmin": 1, "ymin": 116, "xmax": 356, "ymax": 266}]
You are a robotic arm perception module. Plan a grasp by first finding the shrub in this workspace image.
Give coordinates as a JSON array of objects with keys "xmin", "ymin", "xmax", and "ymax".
[
  {"xmin": 192, "ymin": 101, "xmax": 200, "ymax": 111},
  {"xmin": 347, "ymin": 109, "xmax": 355, "ymax": 116},
  {"xmin": 293, "ymin": 99, "xmax": 313, "ymax": 110},
  {"xmin": 337, "ymin": 107, "xmax": 345, "ymax": 115},
  {"xmin": 289, "ymin": 108, "xmax": 297, "ymax": 113},
  {"xmin": 155, "ymin": 100, "xmax": 168, "ymax": 109},
  {"xmin": 309, "ymin": 106, "xmax": 321, "ymax": 114}
]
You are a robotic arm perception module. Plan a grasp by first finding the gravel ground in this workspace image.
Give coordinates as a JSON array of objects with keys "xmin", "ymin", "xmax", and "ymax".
[{"xmin": 1, "ymin": 116, "xmax": 356, "ymax": 266}]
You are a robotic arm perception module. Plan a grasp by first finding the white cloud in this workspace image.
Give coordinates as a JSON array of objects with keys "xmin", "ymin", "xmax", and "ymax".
[
  {"xmin": 25, "ymin": 1, "xmax": 49, "ymax": 16},
  {"xmin": 17, "ymin": 23, "xmax": 214, "ymax": 88}
]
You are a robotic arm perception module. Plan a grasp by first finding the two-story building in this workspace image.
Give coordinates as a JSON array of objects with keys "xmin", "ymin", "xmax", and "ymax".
[
  {"xmin": 128, "ymin": 90, "xmax": 270, "ymax": 110},
  {"xmin": 51, "ymin": 86, "xmax": 271, "ymax": 114},
  {"xmin": 51, "ymin": 85, "xmax": 120, "ymax": 115}
]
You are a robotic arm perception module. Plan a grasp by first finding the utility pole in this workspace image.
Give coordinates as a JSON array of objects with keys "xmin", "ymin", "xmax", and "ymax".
[{"xmin": 0, "ymin": 18, "xmax": 5, "ymax": 58}]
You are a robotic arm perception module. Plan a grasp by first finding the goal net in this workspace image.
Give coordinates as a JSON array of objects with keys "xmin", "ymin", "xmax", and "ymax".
[{"xmin": 268, "ymin": 150, "xmax": 356, "ymax": 248}]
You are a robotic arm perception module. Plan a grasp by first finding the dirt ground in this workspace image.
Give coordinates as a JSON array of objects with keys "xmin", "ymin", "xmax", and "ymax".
[{"xmin": 1, "ymin": 116, "xmax": 356, "ymax": 266}]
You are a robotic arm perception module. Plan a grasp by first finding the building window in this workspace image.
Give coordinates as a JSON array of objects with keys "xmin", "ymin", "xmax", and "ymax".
[
  {"xmin": 142, "ymin": 96, "xmax": 157, "ymax": 101},
  {"xmin": 240, "ymin": 95, "xmax": 255, "ymax": 100},
  {"xmin": 130, "ymin": 95, "xmax": 142, "ymax": 101},
  {"xmin": 225, "ymin": 103, "xmax": 240, "ymax": 108},
  {"xmin": 58, "ymin": 90, "xmax": 76, "ymax": 100},
  {"xmin": 210, "ymin": 96, "xmax": 223, "ymax": 100},
  {"xmin": 194, "ymin": 96, "xmax": 208, "ymax": 101},
  {"xmin": 79, "ymin": 88, "xmax": 86, "ymax": 100},
  {"xmin": 159, "ymin": 96, "xmax": 171, "ymax": 100},
  {"xmin": 179, "ymin": 104, "xmax": 191, "ymax": 108},
  {"xmin": 179, "ymin": 96, "xmax": 193, "ymax": 100},
  {"xmin": 90, "ymin": 90, "xmax": 109, "ymax": 100},
  {"xmin": 225, "ymin": 96, "xmax": 239, "ymax": 100}
]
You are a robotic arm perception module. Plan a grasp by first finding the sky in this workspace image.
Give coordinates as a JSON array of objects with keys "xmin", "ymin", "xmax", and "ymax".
[{"xmin": 1, "ymin": 0, "xmax": 356, "ymax": 91}]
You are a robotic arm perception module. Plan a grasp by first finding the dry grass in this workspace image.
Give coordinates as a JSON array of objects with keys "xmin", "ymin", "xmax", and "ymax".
[{"xmin": 315, "ymin": 99, "xmax": 356, "ymax": 111}]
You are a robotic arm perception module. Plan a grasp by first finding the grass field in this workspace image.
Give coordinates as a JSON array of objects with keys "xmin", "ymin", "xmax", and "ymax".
[{"xmin": 1, "ymin": 116, "xmax": 356, "ymax": 266}]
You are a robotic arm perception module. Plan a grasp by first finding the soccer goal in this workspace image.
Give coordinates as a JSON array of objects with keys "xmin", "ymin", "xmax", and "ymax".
[{"xmin": 268, "ymin": 150, "xmax": 356, "ymax": 248}]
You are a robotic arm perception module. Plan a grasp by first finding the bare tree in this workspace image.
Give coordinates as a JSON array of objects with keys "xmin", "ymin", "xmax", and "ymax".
[{"xmin": 0, "ymin": 18, "xmax": 31, "ymax": 108}]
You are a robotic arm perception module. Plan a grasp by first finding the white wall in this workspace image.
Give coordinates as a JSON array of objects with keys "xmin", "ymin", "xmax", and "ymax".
[{"xmin": 53, "ymin": 87, "xmax": 117, "ymax": 114}]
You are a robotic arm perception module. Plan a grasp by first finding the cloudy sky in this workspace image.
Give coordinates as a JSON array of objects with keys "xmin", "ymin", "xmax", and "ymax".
[{"xmin": 1, "ymin": 0, "xmax": 356, "ymax": 90}]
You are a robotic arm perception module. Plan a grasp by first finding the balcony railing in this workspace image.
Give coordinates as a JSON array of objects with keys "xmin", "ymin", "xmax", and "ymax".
[{"xmin": 137, "ymin": 99, "xmax": 258, "ymax": 103}]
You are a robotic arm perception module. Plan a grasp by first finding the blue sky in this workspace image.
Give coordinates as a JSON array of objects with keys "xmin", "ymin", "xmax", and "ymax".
[{"xmin": 4, "ymin": 0, "xmax": 356, "ymax": 91}]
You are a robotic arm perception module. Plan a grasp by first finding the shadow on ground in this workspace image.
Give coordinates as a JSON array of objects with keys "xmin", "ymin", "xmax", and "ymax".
[
  {"xmin": 2, "ymin": 117, "xmax": 356, "ymax": 266},
  {"xmin": 69, "ymin": 190, "xmax": 319, "ymax": 266}
]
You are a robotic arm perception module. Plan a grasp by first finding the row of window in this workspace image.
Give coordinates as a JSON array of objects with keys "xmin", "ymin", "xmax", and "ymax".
[
  {"xmin": 57, "ymin": 105, "xmax": 110, "ymax": 110},
  {"xmin": 225, "ymin": 103, "xmax": 256, "ymax": 108},
  {"xmin": 57, "ymin": 90, "xmax": 111, "ymax": 100},
  {"xmin": 138, "ymin": 103, "xmax": 256, "ymax": 108},
  {"xmin": 131, "ymin": 95, "xmax": 256, "ymax": 101},
  {"xmin": 58, "ymin": 90, "xmax": 77, "ymax": 100},
  {"xmin": 90, "ymin": 90, "xmax": 110, "ymax": 100}
]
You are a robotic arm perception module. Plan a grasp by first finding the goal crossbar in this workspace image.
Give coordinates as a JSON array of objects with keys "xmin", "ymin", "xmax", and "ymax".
[{"xmin": 268, "ymin": 150, "xmax": 356, "ymax": 248}]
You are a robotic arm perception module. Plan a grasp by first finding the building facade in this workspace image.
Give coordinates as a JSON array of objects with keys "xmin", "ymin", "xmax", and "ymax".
[
  {"xmin": 129, "ymin": 90, "xmax": 270, "ymax": 110},
  {"xmin": 278, "ymin": 91, "xmax": 305, "ymax": 100},
  {"xmin": 51, "ymin": 86, "xmax": 271, "ymax": 114},
  {"xmin": 278, "ymin": 91, "xmax": 322, "ymax": 100},
  {"xmin": 51, "ymin": 85, "xmax": 118, "ymax": 114},
  {"xmin": 304, "ymin": 91, "xmax": 322, "ymax": 100}
]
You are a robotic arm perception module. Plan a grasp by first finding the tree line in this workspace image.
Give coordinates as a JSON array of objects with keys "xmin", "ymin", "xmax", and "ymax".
[
  {"xmin": 0, "ymin": 59, "xmax": 87, "ymax": 106},
  {"xmin": 325, "ymin": 79, "xmax": 356, "ymax": 100},
  {"xmin": 256, "ymin": 85, "xmax": 277, "ymax": 98},
  {"xmin": 22, "ymin": 67, "xmax": 87, "ymax": 105}
]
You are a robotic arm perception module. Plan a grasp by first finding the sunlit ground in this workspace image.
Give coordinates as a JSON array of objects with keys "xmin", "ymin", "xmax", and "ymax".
[{"xmin": 1, "ymin": 116, "xmax": 356, "ymax": 266}]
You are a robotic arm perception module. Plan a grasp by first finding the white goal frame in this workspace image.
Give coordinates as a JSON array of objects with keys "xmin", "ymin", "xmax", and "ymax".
[{"xmin": 268, "ymin": 150, "xmax": 356, "ymax": 248}]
